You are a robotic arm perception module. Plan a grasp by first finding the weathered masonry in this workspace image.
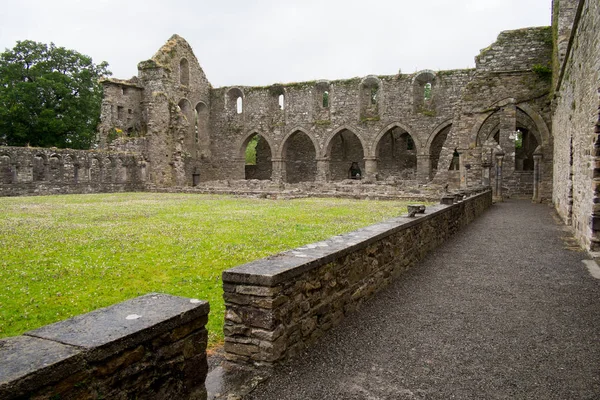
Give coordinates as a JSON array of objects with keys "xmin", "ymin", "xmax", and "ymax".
[
  {"xmin": 222, "ymin": 189, "xmax": 492, "ymax": 366},
  {"xmin": 551, "ymin": 0, "xmax": 600, "ymax": 251},
  {"xmin": 0, "ymin": 18, "xmax": 558, "ymax": 201},
  {"xmin": 0, "ymin": 294, "xmax": 209, "ymax": 400},
  {"xmin": 89, "ymin": 26, "xmax": 553, "ymax": 201},
  {"xmin": 0, "ymin": 147, "xmax": 146, "ymax": 196}
]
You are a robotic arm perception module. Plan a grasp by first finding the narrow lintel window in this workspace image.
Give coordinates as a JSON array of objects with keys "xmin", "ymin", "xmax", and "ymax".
[
  {"xmin": 278, "ymin": 94, "xmax": 284, "ymax": 110},
  {"xmin": 180, "ymin": 59, "xmax": 190, "ymax": 86},
  {"xmin": 323, "ymin": 91, "xmax": 329, "ymax": 108},
  {"xmin": 117, "ymin": 106, "xmax": 124, "ymax": 120},
  {"xmin": 370, "ymin": 87, "xmax": 378, "ymax": 105},
  {"xmin": 236, "ymin": 96, "xmax": 243, "ymax": 114},
  {"xmin": 424, "ymin": 83, "xmax": 432, "ymax": 101}
]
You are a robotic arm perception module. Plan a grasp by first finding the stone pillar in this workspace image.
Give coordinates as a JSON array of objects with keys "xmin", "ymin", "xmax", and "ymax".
[
  {"xmin": 417, "ymin": 155, "xmax": 432, "ymax": 183},
  {"xmin": 316, "ymin": 158, "xmax": 330, "ymax": 182},
  {"xmin": 459, "ymin": 152, "xmax": 467, "ymax": 189},
  {"xmin": 499, "ymin": 102, "xmax": 517, "ymax": 177},
  {"xmin": 271, "ymin": 158, "xmax": 286, "ymax": 183},
  {"xmin": 494, "ymin": 150, "xmax": 505, "ymax": 201},
  {"xmin": 481, "ymin": 162, "xmax": 492, "ymax": 187},
  {"xmin": 532, "ymin": 150, "xmax": 543, "ymax": 203},
  {"xmin": 364, "ymin": 157, "xmax": 378, "ymax": 181}
]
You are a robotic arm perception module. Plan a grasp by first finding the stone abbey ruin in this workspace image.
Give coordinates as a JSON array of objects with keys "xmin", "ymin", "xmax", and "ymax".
[{"xmin": 1, "ymin": 0, "xmax": 599, "ymax": 397}]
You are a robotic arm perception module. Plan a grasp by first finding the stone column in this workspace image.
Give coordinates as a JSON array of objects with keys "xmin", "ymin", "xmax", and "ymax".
[
  {"xmin": 499, "ymin": 102, "xmax": 517, "ymax": 178},
  {"xmin": 494, "ymin": 150, "xmax": 505, "ymax": 201},
  {"xmin": 316, "ymin": 158, "xmax": 330, "ymax": 182},
  {"xmin": 459, "ymin": 152, "xmax": 467, "ymax": 189},
  {"xmin": 363, "ymin": 157, "xmax": 378, "ymax": 181},
  {"xmin": 271, "ymin": 158, "xmax": 286, "ymax": 183},
  {"xmin": 416, "ymin": 155, "xmax": 432, "ymax": 183},
  {"xmin": 532, "ymin": 150, "xmax": 543, "ymax": 203},
  {"xmin": 481, "ymin": 162, "xmax": 492, "ymax": 187}
]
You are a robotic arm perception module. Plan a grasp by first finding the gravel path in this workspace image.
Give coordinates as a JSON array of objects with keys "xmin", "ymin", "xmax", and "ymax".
[{"xmin": 245, "ymin": 200, "xmax": 600, "ymax": 399}]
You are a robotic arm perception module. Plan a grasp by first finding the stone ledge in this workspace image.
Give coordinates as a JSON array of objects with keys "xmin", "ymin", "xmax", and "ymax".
[
  {"xmin": 0, "ymin": 336, "xmax": 83, "ymax": 397},
  {"xmin": 222, "ymin": 198, "xmax": 476, "ymax": 287},
  {"xmin": 26, "ymin": 293, "xmax": 209, "ymax": 362},
  {"xmin": 0, "ymin": 293, "xmax": 210, "ymax": 400}
]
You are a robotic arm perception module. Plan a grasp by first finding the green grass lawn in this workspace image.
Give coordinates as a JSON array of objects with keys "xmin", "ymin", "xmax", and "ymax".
[{"xmin": 0, "ymin": 193, "xmax": 411, "ymax": 345}]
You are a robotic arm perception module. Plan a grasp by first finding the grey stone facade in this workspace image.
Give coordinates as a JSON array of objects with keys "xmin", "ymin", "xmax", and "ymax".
[
  {"xmin": 89, "ymin": 26, "xmax": 552, "ymax": 199},
  {"xmin": 552, "ymin": 0, "xmax": 600, "ymax": 250}
]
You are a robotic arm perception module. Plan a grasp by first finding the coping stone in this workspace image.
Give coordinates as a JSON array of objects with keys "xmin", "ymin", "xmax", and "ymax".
[
  {"xmin": 222, "ymin": 200, "xmax": 465, "ymax": 287},
  {"xmin": 0, "ymin": 335, "xmax": 83, "ymax": 397},
  {"xmin": 26, "ymin": 293, "xmax": 210, "ymax": 362}
]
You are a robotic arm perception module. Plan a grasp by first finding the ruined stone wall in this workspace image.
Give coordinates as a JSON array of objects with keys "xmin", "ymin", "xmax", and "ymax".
[
  {"xmin": 0, "ymin": 146, "xmax": 146, "ymax": 196},
  {"xmin": 222, "ymin": 188, "xmax": 492, "ymax": 366},
  {"xmin": 552, "ymin": 0, "xmax": 600, "ymax": 249},
  {"xmin": 439, "ymin": 27, "xmax": 553, "ymax": 199},
  {"xmin": 97, "ymin": 79, "xmax": 145, "ymax": 149},
  {"xmin": 84, "ymin": 27, "xmax": 554, "ymax": 199},
  {"xmin": 208, "ymin": 70, "xmax": 474, "ymax": 184},
  {"xmin": 0, "ymin": 294, "xmax": 209, "ymax": 400}
]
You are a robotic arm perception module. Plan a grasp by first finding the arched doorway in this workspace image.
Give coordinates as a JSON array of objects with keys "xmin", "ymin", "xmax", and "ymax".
[
  {"xmin": 430, "ymin": 124, "xmax": 452, "ymax": 177},
  {"xmin": 376, "ymin": 127, "xmax": 417, "ymax": 180},
  {"xmin": 242, "ymin": 133, "xmax": 273, "ymax": 180},
  {"xmin": 282, "ymin": 131, "xmax": 317, "ymax": 183},
  {"xmin": 326, "ymin": 129, "xmax": 365, "ymax": 181}
]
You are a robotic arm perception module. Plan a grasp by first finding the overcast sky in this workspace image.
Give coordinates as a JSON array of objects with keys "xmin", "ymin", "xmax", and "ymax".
[{"xmin": 0, "ymin": 0, "xmax": 551, "ymax": 87}]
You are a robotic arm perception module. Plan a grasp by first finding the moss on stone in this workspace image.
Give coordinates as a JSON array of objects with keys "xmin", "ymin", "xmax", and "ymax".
[
  {"xmin": 360, "ymin": 116, "xmax": 380, "ymax": 123},
  {"xmin": 532, "ymin": 64, "xmax": 553, "ymax": 81}
]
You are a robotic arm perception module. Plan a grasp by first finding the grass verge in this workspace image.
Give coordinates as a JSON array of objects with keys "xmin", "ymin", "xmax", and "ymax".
[{"xmin": 0, "ymin": 192, "xmax": 412, "ymax": 345}]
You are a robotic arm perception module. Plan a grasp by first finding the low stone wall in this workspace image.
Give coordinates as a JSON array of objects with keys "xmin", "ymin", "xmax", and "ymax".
[
  {"xmin": 222, "ymin": 188, "xmax": 492, "ymax": 366},
  {"xmin": 0, "ymin": 294, "xmax": 210, "ymax": 400},
  {"xmin": 0, "ymin": 146, "xmax": 146, "ymax": 197}
]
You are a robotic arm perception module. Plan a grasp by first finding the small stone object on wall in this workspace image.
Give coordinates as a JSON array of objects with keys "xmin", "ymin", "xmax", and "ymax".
[{"xmin": 441, "ymin": 195, "xmax": 455, "ymax": 205}]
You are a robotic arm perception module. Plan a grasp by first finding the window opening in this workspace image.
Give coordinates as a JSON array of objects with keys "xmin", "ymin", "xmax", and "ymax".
[
  {"xmin": 323, "ymin": 91, "xmax": 329, "ymax": 108},
  {"xmin": 424, "ymin": 83, "xmax": 432, "ymax": 101},
  {"xmin": 236, "ymin": 96, "xmax": 243, "ymax": 114},
  {"xmin": 370, "ymin": 87, "xmax": 378, "ymax": 105}
]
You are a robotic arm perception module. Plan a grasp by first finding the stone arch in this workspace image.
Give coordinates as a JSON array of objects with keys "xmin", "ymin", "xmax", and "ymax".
[
  {"xmin": 316, "ymin": 80, "xmax": 331, "ymax": 109},
  {"xmin": 281, "ymin": 129, "xmax": 319, "ymax": 183},
  {"xmin": 90, "ymin": 157, "xmax": 102, "ymax": 182},
  {"xmin": 324, "ymin": 128, "xmax": 366, "ymax": 181},
  {"xmin": 426, "ymin": 121, "xmax": 453, "ymax": 174},
  {"xmin": 413, "ymin": 70, "xmax": 436, "ymax": 112},
  {"xmin": 240, "ymin": 131, "xmax": 273, "ymax": 180},
  {"xmin": 194, "ymin": 101, "xmax": 210, "ymax": 158},
  {"xmin": 48, "ymin": 154, "xmax": 62, "ymax": 181},
  {"xmin": 277, "ymin": 127, "xmax": 320, "ymax": 159},
  {"xmin": 116, "ymin": 158, "xmax": 127, "ymax": 183},
  {"xmin": 226, "ymin": 87, "xmax": 244, "ymax": 114},
  {"xmin": 33, "ymin": 154, "xmax": 47, "ymax": 181},
  {"xmin": 371, "ymin": 122, "xmax": 420, "ymax": 157},
  {"xmin": 103, "ymin": 157, "xmax": 114, "ymax": 183},
  {"xmin": 63, "ymin": 155, "xmax": 75, "ymax": 183},
  {"xmin": 516, "ymin": 103, "xmax": 550, "ymax": 147},
  {"xmin": 360, "ymin": 75, "xmax": 382, "ymax": 120},
  {"xmin": 178, "ymin": 98, "xmax": 195, "ymax": 152},
  {"xmin": 180, "ymin": 58, "xmax": 190, "ymax": 86},
  {"xmin": 0, "ymin": 153, "xmax": 13, "ymax": 184},
  {"xmin": 374, "ymin": 123, "xmax": 419, "ymax": 180}
]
